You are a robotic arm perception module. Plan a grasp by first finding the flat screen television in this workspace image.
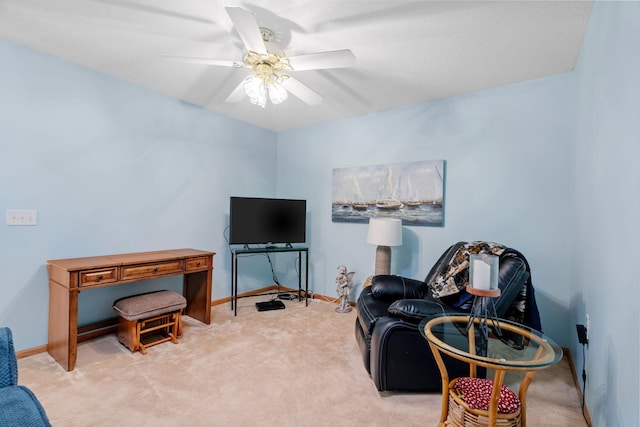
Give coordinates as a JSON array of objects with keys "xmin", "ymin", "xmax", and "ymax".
[{"xmin": 229, "ymin": 196, "xmax": 307, "ymax": 246}]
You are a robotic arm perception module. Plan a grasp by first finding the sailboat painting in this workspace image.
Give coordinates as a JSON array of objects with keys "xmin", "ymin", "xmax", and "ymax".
[{"xmin": 332, "ymin": 160, "xmax": 445, "ymax": 226}]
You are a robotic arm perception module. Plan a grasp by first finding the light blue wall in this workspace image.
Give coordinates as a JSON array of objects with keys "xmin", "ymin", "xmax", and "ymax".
[
  {"xmin": 571, "ymin": 2, "xmax": 640, "ymax": 426},
  {"xmin": 0, "ymin": 40, "xmax": 278, "ymax": 350},
  {"xmin": 278, "ymin": 72, "xmax": 576, "ymax": 346}
]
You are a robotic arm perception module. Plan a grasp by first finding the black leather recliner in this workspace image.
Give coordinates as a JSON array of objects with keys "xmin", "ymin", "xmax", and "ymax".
[{"xmin": 354, "ymin": 241, "xmax": 540, "ymax": 392}]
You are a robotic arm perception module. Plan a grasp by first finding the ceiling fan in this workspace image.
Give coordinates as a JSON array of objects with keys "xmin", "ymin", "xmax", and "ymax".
[{"xmin": 163, "ymin": 6, "xmax": 356, "ymax": 108}]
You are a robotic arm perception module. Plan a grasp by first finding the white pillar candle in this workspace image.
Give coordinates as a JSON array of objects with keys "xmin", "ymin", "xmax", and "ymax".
[{"xmin": 472, "ymin": 259, "xmax": 491, "ymax": 290}]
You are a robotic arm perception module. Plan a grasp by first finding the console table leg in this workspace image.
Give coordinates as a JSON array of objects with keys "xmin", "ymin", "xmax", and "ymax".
[
  {"xmin": 183, "ymin": 268, "xmax": 212, "ymax": 325},
  {"xmin": 48, "ymin": 281, "xmax": 78, "ymax": 371}
]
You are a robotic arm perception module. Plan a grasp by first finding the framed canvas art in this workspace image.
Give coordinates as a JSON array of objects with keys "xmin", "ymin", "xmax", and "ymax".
[{"xmin": 332, "ymin": 159, "xmax": 445, "ymax": 226}]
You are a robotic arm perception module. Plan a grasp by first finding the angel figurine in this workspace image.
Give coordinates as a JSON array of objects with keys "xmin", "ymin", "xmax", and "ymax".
[{"xmin": 335, "ymin": 265, "xmax": 356, "ymax": 313}]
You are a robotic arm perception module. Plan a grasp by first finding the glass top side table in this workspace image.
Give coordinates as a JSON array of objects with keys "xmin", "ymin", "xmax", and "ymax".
[{"xmin": 420, "ymin": 315, "xmax": 562, "ymax": 427}]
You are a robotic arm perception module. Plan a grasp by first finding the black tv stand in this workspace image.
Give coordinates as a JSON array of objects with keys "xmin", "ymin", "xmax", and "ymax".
[{"xmin": 230, "ymin": 245, "xmax": 309, "ymax": 316}]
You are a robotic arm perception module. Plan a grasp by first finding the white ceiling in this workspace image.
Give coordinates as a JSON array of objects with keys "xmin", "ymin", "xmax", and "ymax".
[{"xmin": 0, "ymin": 0, "xmax": 593, "ymax": 132}]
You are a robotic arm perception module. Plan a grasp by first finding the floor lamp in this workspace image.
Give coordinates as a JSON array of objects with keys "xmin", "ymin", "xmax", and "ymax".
[{"xmin": 366, "ymin": 218, "xmax": 402, "ymax": 275}]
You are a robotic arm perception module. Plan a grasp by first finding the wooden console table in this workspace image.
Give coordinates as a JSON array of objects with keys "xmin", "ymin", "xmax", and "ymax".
[{"xmin": 47, "ymin": 248, "xmax": 215, "ymax": 371}]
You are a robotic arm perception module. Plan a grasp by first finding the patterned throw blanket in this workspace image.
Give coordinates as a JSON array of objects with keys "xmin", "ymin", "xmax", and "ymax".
[{"xmin": 431, "ymin": 241, "xmax": 507, "ymax": 298}]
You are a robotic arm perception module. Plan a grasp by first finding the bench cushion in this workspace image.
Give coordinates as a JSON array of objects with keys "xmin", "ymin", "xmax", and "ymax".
[{"xmin": 113, "ymin": 290, "xmax": 186, "ymax": 321}]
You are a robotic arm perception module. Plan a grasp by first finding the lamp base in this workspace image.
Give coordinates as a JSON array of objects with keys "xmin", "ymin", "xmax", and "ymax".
[
  {"xmin": 374, "ymin": 245, "xmax": 391, "ymax": 276},
  {"xmin": 465, "ymin": 285, "xmax": 501, "ymax": 298}
]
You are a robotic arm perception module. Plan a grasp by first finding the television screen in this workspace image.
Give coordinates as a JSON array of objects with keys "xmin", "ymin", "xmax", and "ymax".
[{"xmin": 229, "ymin": 197, "xmax": 307, "ymax": 246}]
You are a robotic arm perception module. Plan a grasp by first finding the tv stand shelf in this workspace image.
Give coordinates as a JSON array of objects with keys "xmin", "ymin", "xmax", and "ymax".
[{"xmin": 230, "ymin": 246, "xmax": 309, "ymax": 316}]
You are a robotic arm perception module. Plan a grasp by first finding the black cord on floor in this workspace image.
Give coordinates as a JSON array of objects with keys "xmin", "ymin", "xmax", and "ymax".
[
  {"xmin": 581, "ymin": 343, "xmax": 589, "ymax": 426},
  {"xmin": 265, "ymin": 252, "xmax": 302, "ymax": 302},
  {"xmin": 265, "ymin": 253, "xmax": 294, "ymax": 298}
]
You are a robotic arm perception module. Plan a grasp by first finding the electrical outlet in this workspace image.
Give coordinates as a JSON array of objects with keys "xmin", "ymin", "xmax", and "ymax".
[
  {"xmin": 585, "ymin": 314, "xmax": 590, "ymax": 340},
  {"xmin": 6, "ymin": 209, "xmax": 38, "ymax": 226},
  {"xmin": 576, "ymin": 324, "xmax": 588, "ymax": 344}
]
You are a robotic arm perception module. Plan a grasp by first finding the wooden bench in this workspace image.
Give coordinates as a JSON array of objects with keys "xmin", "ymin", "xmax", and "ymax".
[{"xmin": 113, "ymin": 290, "xmax": 187, "ymax": 355}]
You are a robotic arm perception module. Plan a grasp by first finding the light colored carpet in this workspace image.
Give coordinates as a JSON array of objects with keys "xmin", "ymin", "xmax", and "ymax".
[{"xmin": 18, "ymin": 297, "xmax": 586, "ymax": 426}]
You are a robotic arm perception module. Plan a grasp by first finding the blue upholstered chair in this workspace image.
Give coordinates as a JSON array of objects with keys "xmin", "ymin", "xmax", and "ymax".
[{"xmin": 0, "ymin": 327, "xmax": 51, "ymax": 427}]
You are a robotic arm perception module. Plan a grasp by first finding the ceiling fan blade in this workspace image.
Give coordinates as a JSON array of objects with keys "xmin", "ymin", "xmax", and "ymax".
[
  {"xmin": 161, "ymin": 55, "xmax": 242, "ymax": 68},
  {"xmin": 281, "ymin": 77, "xmax": 323, "ymax": 106},
  {"xmin": 287, "ymin": 49, "xmax": 356, "ymax": 71},
  {"xmin": 226, "ymin": 79, "xmax": 248, "ymax": 103},
  {"xmin": 225, "ymin": 6, "xmax": 267, "ymax": 55}
]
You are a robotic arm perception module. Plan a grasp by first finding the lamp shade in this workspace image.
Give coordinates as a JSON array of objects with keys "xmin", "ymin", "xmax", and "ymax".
[
  {"xmin": 366, "ymin": 218, "xmax": 403, "ymax": 247},
  {"xmin": 469, "ymin": 254, "xmax": 499, "ymax": 291}
]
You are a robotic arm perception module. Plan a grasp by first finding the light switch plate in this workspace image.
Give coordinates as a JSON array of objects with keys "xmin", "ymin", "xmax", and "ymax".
[{"xmin": 6, "ymin": 209, "xmax": 38, "ymax": 226}]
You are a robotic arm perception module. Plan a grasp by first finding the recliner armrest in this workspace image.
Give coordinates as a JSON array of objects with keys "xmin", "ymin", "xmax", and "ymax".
[
  {"xmin": 388, "ymin": 298, "xmax": 454, "ymax": 323},
  {"xmin": 370, "ymin": 275, "xmax": 428, "ymax": 301}
]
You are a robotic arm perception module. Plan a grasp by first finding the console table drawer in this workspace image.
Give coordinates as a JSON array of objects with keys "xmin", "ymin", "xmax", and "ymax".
[
  {"xmin": 79, "ymin": 268, "xmax": 118, "ymax": 287},
  {"xmin": 185, "ymin": 257, "xmax": 209, "ymax": 271},
  {"xmin": 121, "ymin": 261, "xmax": 183, "ymax": 280}
]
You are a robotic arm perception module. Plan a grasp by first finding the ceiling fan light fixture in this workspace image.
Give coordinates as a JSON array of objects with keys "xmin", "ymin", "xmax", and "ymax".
[
  {"xmin": 243, "ymin": 57, "xmax": 290, "ymax": 108},
  {"xmin": 244, "ymin": 75, "xmax": 289, "ymax": 108},
  {"xmin": 243, "ymin": 75, "xmax": 267, "ymax": 108},
  {"xmin": 268, "ymin": 77, "xmax": 288, "ymax": 105}
]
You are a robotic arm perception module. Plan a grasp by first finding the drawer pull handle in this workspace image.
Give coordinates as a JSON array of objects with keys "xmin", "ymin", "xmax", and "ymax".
[
  {"xmin": 97, "ymin": 275, "xmax": 103, "ymax": 280},
  {"xmin": 153, "ymin": 267, "xmax": 158, "ymax": 273},
  {"xmin": 196, "ymin": 262, "xmax": 201, "ymax": 266}
]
